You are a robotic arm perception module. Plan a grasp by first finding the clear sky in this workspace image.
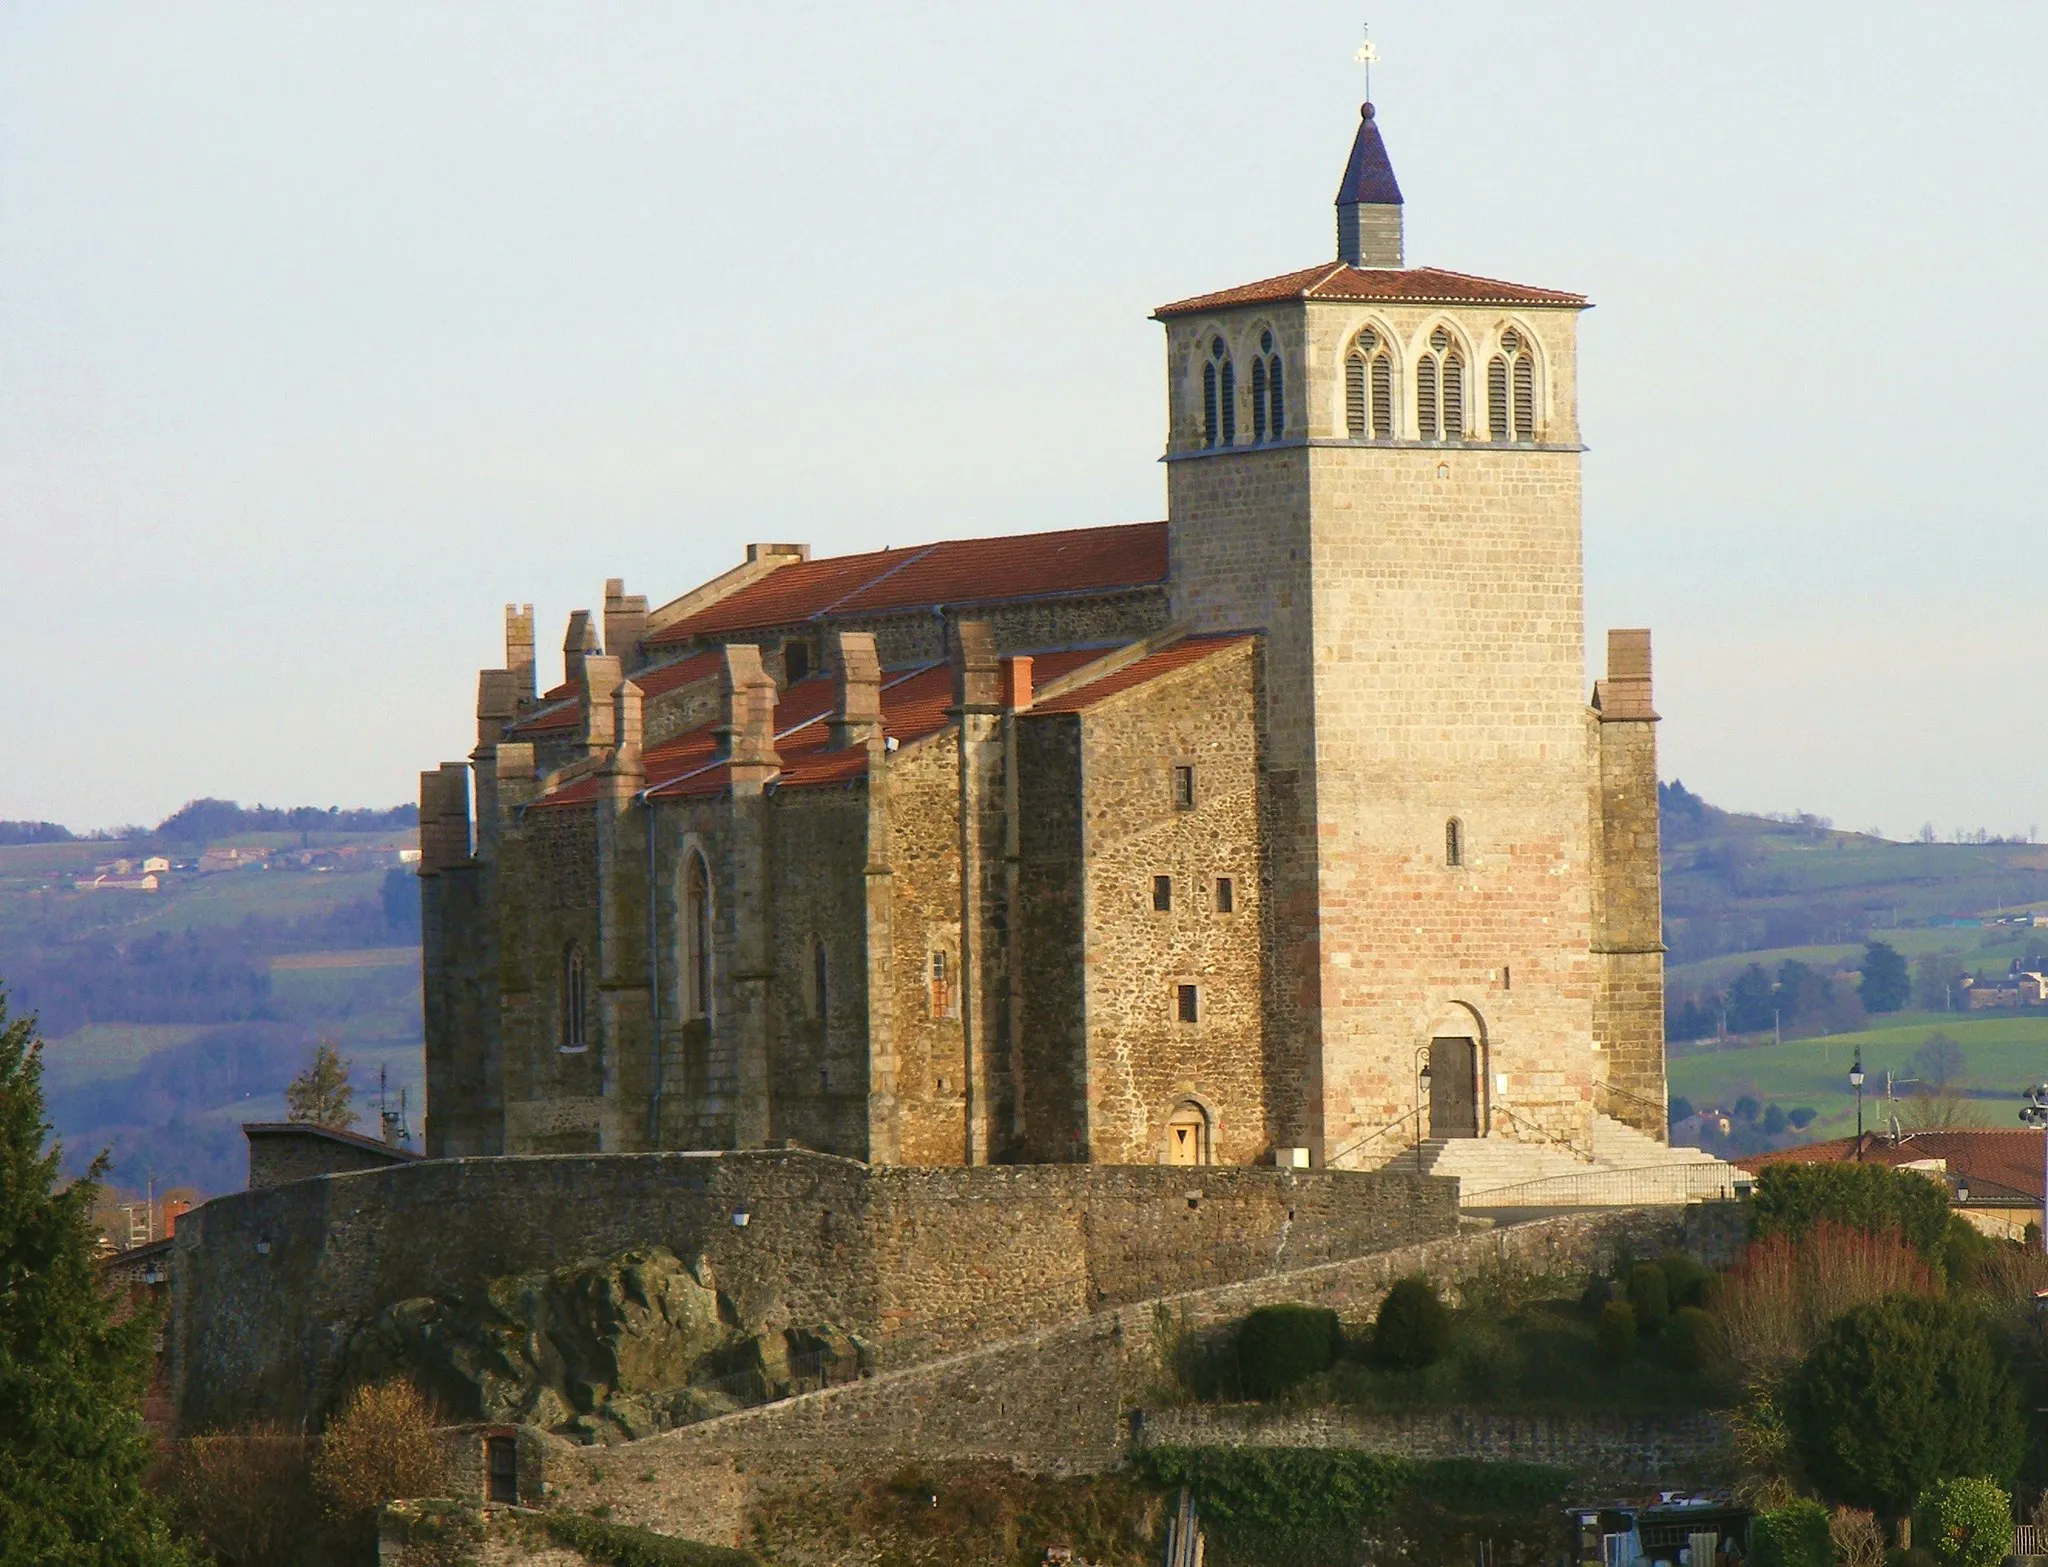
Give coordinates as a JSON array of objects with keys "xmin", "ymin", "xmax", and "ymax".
[{"xmin": 2, "ymin": 2, "xmax": 2042, "ymax": 839}]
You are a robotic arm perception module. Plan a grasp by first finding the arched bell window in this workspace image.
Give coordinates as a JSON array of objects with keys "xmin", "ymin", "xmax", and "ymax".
[
  {"xmin": 1201, "ymin": 336, "xmax": 1236, "ymax": 448},
  {"xmin": 559, "ymin": 942, "xmax": 590, "ymax": 1053},
  {"xmin": 1250, "ymin": 327, "xmax": 1285, "ymax": 443},
  {"xmin": 1346, "ymin": 327, "xmax": 1395, "ymax": 440},
  {"xmin": 682, "ymin": 852, "xmax": 712, "ymax": 1020},
  {"xmin": 1416, "ymin": 326, "xmax": 1466, "ymax": 444},
  {"xmin": 1488, "ymin": 327, "xmax": 1536, "ymax": 443}
]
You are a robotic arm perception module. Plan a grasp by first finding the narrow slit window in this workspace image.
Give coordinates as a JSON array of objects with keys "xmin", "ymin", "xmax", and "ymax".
[
  {"xmin": 1445, "ymin": 817, "xmax": 1465, "ymax": 868},
  {"xmin": 1268, "ymin": 353, "xmax": 1285, "ymax": 438},
  {"xmin": 1176, "ymin": 984, "xmax": 1200, "ymax": 1024},
  {"xmin": 1219, "ymin": 358, "xmax": 1236, "ymax": 446},
  {"xmin": 683, "ymin": 853, "xmax": 712, "ymax": 1020},
  {"xmin": 929, "ymin": 950, "xmax": 955, "ymax": 1019},
  {"xmin": 1215, "ymin": 877, "xmax": 1235, "ymax": 914},
  {"xmin": 1153, "ymin": 874, "xmax": 1173, "ymax": 913},
  {"xmin": 1250, "ymin": 355, "xmax": 1268, "ymax": 444},
  {"xmin": 1201, "ymin": 360, "xmax": 1219, "ymax": 448},
  {"xmin": 560, "ymin": 943, "xmax": 589, "ymax": 1053},
  {"xmin": 1172, "ymin": 764, "xmax": 1195, "ymax": 810}
]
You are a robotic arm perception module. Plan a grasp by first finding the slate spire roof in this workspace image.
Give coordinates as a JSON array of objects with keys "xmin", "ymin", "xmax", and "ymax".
[{"xmin": 1335, "ymin": 102, "xmax": 1403, "ymax": 207}]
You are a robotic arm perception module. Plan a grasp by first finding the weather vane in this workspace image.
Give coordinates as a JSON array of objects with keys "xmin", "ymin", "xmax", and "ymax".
[{"xmin": 1354, "ymin": 23, "xmax": 1379, "ymax": 103}]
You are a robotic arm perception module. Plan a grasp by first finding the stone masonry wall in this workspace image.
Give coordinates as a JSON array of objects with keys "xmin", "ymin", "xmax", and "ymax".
[
  {"xmin": 1072, "ymin": 641, "xmax": 1268, "ymax": 1164},
  {"xmin": 540, "ymin": 1203, "xmax": 1742, "ymax": 1547},
  {"xmin": 168, "ymin": 1149, "xmax": 1453, "ymax": 1433},
  {"xmin": 1593, "ymin": 708, "xmax": 1667, "ymax": 1136},
  {"xmin": 1014, "ymin": 712, "xmax": 1089, "ymax": 1161}
]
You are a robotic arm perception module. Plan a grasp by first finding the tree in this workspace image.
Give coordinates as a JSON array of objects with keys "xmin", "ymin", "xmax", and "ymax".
[
  {"xmin": 1789, "ymin": 1296, "xmax": 2022, "ymax": 1522},
  {"xmin": 1861, "ymin": 942, "xmax": 1911, "ymax": 1014},
  {"xmin": 285, "ymin": 1040, "xmax": 358, "ymax": 1131},
  {"xmin": 1911, "ymin": 1034, "xmax": 1966, "ymax": 1090},
  {"xmin": 1915, "ymin": 1477, "xmax": 2013, "ymax": 1567},
  {"xmin": 0, "ymin": 989, "xmax": 193, "ymax": 1564},
  {"xmin": 1728, "ymin": 964, "xmax": 1777, "ymax": 1033}
]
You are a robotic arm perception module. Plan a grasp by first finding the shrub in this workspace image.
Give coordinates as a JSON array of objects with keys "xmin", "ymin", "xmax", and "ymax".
[
  {"xmin": 533, "ymin": 1511, "xmax": 758, "ymax": 1566},
  {"xmin": 1597, "ymin": 1301, "xmax": 1636, "ymax": 1362},
  {"xmin": 157, "ymin": 1425, "xmax": 318, "ymax": 1567},
  {"xmin": 1666, "ymin": 1306, "xmax": 1714, "ymax": 1372},
  {"xmin": 1943, "ymin": 1218, "xmax": 1990, "ymax": 1290},
  {"xmin": 1713, "ymin": 1222, "xmax": 1937, "ymax": 1379},
  {"xmin": 1751, "ymin": 1162, "xmax": 1951, "ymax": 1261},
  {"xmin": 312, "ymin": 1379, "xmax": 447, "ymax": 1521},
  {"xmin": 1659, "ymin": 1252, "xmax": 1712, "ymax": 1311},
  {"xmin": 1789, "ymin": 1296, "xmax": 2022, "ymax": 1517},
  {"xmin": 1372, "ymin": 1278, "xmax": 1452, "ymax": 1371},
  {"xmin": 1915, "ymin": 1478, "xmax": 2013, "ymax": 1567},
  {"xmin": 1237, "ymin": 1304, "xmax": 1342, "ymax": 1398},
  {"xmin": 1828, "ymin": 1507, "xmax": 1886, "ymax": 1567},
  {"xmin": 1627, "ymin": 1263, "xmax": 1670, "ymax": 1333},
  {"xmin": 1750, "ymin": 1497, "xmax": 1832, "ymax": 1567}
]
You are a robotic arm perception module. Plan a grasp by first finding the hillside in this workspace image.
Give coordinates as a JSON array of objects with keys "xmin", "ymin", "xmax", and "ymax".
[{"xmin": 0, "ymin": 800, "xmax": 423, "ymax": 1195}]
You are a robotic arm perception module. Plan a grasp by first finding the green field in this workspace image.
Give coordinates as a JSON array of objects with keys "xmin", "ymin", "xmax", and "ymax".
[{"xmin": 1670, "ymin": 1011, "xmax": 2048, "ymax": 1137}]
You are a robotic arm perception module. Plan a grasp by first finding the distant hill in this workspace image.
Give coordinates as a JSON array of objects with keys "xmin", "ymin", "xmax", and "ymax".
[{"xmin": 0, "ymin": 800, "xmax": 423, "ymax": 1195}]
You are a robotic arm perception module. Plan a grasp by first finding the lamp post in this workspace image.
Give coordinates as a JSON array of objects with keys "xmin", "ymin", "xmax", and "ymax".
[
  {"xmin": 1415, "ymin": 1049, "xmax": 1433, "ymax": 1174},
  {"xmin": 2019, "ymin": 1084, "xmax": 2048, "ymax": 1253},
  {"xmin": 1850, "ymin": 1048, "xmax": 1866, "ymax": 1158}
]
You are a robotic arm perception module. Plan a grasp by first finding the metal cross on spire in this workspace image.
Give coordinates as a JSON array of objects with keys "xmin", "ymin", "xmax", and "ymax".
[{"xmin": 1354, "ymin": 23, "xmax": 1380, "ymax": 104}]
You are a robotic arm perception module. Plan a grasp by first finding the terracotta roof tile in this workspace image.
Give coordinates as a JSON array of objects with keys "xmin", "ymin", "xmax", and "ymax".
[
  {"xmin": 647, "ymin": 522, "xmax": 1167, "ymax": 646},
  {"xmin": 1030, "ymin": 634, "xmax": 1254, "ymax": 714},
  {"xmin": 1154, "ymin": 264, "xmax": 1586, "ymax": 319},
  {"xmin": 1739, "ymin": 1127, "xmax": 2047, "ymax": 1202}
]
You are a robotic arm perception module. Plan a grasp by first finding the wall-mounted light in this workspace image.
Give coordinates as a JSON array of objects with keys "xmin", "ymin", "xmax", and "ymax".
[
  {"xmin": 732, "ymin": 1210, "xmax": 750, "ymax": 1228},
  {"xmin": 255, "ymin": 1239, "xmax": 272, "ymax": 1256}
]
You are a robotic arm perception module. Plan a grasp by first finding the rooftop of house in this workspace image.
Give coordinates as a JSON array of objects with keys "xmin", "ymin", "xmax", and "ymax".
[
  {"xmin": 241, "ymin": 1120, "xmax": 424, "ymax": 1163},
  {"xmin": 643, "ymin": 520, "xmax": 1168, "ymax": 648},
  {"xmin": 1154, "ymin": 262, "xmax": 1588, "ymax": 320},
  {"xmin": 1739, "ymin": 1127, "xmax": 2047, "ymax": 1202},
  {"xmin": 530, "ymin": 633, "xmax": 1253, "ymax": 810}
]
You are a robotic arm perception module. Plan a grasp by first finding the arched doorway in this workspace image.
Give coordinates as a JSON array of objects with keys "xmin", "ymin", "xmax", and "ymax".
[
  {"xmin": 1429, "ymin": 1036, "xmax": 1481, "ymax": 1138},
  {"xmin": 1166, "ymin": 1102, "xmax": 1211, "ymax": 1166}
]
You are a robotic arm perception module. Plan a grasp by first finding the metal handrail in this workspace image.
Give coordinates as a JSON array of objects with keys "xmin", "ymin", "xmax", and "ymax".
[
  {"xmin": 1594, "ymin": 1080, "xmax": 1668, "ymax": 1117},
  {"xmin": 1467, "ymin": 1161, "xmax": 1748, "ymax": 1209},
  {"xmin": 1490, "ymin": 1101, "xmax": 1593, "ymax": 1161},
  {"xmin": 1327, "ymin": 1105, "xmax": 1423, "ymax": 1168}
]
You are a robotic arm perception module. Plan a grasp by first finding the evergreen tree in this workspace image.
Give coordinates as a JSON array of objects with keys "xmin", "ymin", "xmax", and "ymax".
[
  {"xmin": 285, "ymin": 1039, "xmax": 358, "ymax": 1131},
  {"xmin": 0, "ymin": 989, "xmax": 192, "ymax": 1565},
  {"xmin": 1860, "ymin": 941, "xmax": 1911, "ymax": 1014}
]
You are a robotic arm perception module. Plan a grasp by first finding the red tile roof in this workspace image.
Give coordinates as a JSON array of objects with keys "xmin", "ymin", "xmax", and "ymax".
[
  {"xmin": 1154, "ymin": 264, "xmax": 1587, "ymax": 319},
  {"xmin": 646, "ymin": 521, "xmax": 1167, "ymax": 646},
  {"xmin": 1740, "ymin": 1128, "xmax": 2046, "ymax": 1202},
  {"xmin": 530, "ymin": 641, "xmax": 1200, "ymax": 811},
  {"xmin": 1030, "ymin": 634, "xmax": 1253, "ymax": 714}
]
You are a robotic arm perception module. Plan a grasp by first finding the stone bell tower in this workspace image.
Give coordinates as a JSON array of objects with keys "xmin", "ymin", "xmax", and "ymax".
[{"xmin": 1158, "ymin": 101, "xmax": 1605, "ymax": 1168}]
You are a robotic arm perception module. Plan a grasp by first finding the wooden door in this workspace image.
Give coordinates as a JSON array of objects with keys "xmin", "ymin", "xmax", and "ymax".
[
  {"xmin": 1429, "ymin": 1037, "xmax": 1479, "ymax": 1138},
  {"xmin": 1167, "ymin": 1103, "xmax": 1209, "ymax": 1165}
]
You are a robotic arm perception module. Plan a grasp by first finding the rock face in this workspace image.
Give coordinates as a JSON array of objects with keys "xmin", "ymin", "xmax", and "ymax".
[{"xmin": 341, "ymin": 1246, "xmax": 870, "ymax": 1442}]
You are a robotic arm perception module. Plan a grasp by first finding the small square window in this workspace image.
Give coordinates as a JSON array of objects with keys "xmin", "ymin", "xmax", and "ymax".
[
  {"xmin": 1176, "ymin": 984, "xmax": 1200, "ymax": 1024},
  {"xmin": 1153, "ymin": 875, "xmax": 1172, "ymax": 913},
  {"xmin": 1215, "ymin": 877, "xmax": 1235, "ymax": 914},
  {"xmin": 1172, "ymin": 765, "xmax": 1196, "ymax": 810}
]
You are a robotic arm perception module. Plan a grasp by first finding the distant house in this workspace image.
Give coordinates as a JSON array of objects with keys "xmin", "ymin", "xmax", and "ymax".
[
  {"xmin": 242, "ymin": 1121, "xmax": 422, "ymax": 1190},
  {"xmin": 141, "ymin": 855, "xmax": 171, "ymax": 874},
  {"xmin": 198, "ymin": 845, "xmax": 269, "ymax": 873},
  {"xmin": 1742, "ymin": 1128, "xmax": 2046, "ymax": 1241},
  {"xmin": 1961, "ymin": 970, "xmax": 2048, "ymax": 1009},
  {"xmin": 74, "ymin": 872, "xmax": 159, "ymax": 892}
]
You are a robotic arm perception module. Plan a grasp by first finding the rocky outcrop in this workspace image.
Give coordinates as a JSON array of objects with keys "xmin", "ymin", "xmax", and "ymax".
[{"xmin": 342, "ymin": 1247, "xmax": 870, "ymax": 1443}]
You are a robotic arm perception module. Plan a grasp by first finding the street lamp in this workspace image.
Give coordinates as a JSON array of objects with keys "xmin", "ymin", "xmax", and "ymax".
[
  {"xmin": 1850, "ymin": 1048, "xmax": 1866, "ymax": 1158},
  {"xmin": 1415, "ymin": 1049, "xmax": 1433, "ymax": 1174},
  {"xmin": 2018, "ymin": 1085, "xmax": 2048, "ymax": 1254}
]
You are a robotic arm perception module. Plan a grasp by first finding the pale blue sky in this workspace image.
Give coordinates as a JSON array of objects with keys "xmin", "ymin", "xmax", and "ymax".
[{"xmin": 2, "ymin": 2, "xmax": 2042, "ymax": 838}]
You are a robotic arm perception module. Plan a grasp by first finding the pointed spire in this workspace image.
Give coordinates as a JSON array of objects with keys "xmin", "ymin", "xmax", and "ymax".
[{"xmin": 1336, "ymin": 102, "xmax": 1404, "ymax": 268}]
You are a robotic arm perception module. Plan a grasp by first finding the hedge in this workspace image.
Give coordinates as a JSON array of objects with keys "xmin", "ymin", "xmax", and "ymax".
[
  {"xmin": 1372, "ymin": 1277, "xmax": 1453, "ymax": 1370},
  {"xmin": 533, "ymin": 1512, "xmax": 759, "ymax": 1567},
  {"xmin": 1237, "ymin": 1304, "xmax": 1342, "ymax": 1398},
  {"xmin": 1750, "ymin": 1499, "xmax": 1832, "ymax": 1567},
  {"xmin": 1750, "ymin": 1163, "xmax": 1951, "ymax": 1261}
]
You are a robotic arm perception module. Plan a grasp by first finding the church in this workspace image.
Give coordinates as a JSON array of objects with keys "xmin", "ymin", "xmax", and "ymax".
[{"xmin": 417, "ymin": 101, "xmax": 1680, "ymax": 1184}]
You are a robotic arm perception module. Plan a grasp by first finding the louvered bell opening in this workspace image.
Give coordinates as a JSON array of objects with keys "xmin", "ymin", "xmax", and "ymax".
[
  {"xmin": 1219, "ymin": 361, "xmax": 1236, "ymax": 446},
  {"xmin": 1268, "ymin": 355, "xmax": 1285, "ymax": 439},
  {"xmin": 1442, "ymin": 353, "xmax": 1464, "ymax": 443},
  {"xmin": 1488, "ymin": 357, "xmax": 1510, "ymax": 443},
  {"xmin": 1250, "ymin": 357, "xmax": 1268, "ymax": 444},
  {"xmin": 1513, "ymin": 356, "xmax": 1535, "ymax": 442},
  {"xmin": 1417, "ymin": 355, "xmax": 1439, "ymax": 444},
  {"xmin": 1370, "ymin": 355, "xmax": 1392, "ymax": 439},
  {"xmin": 1202, "ymin": 362, "xmax": 1218, "ymax": 448}
]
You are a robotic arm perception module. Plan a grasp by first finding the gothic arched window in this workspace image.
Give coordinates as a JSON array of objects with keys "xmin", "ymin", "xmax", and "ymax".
[
  {"xmin": 1445, "ymin": 818, "xmax": 1465, "ymax": 868},
  {"xmin": 683, "ymin": 852, "xmax": 712, "ymax": 1020},
  {"xmin": 1417, "ymin": 326, "xmax": 1466, "ymax": 444},
  {"xmin": 1249, "ymin": 327, "xmax": 1284, "ymax": 443},
  {"xmin": 1200, "ymin": 336, "xmax": 1237, "ymax": 448},
  {"xmin": 560, "ymin": 942, "xmax": 589, "ymax": 1053},
  {"xmin": 1346, "ymin": 327, "xmax": 1394, "ymax": 440},
  {"xmin": 1488, "ymin": 327, "xmax": 1536, "ymax": 443}
]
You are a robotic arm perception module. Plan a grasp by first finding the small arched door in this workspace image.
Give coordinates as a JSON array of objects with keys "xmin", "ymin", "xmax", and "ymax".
[
  {"xmin": 1166, "ymin": 1102, "xmax": 1210, "ymax": 1165},
  {"xmin": 1429, "ymin": 1037, "xmax": 1481, "ymax": 1137}
]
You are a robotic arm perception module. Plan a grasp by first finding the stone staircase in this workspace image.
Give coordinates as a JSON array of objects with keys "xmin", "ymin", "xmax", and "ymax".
[{"xmin": 1418, "ymin": 1113, "xmax": 1745, "ymax": 1208}]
